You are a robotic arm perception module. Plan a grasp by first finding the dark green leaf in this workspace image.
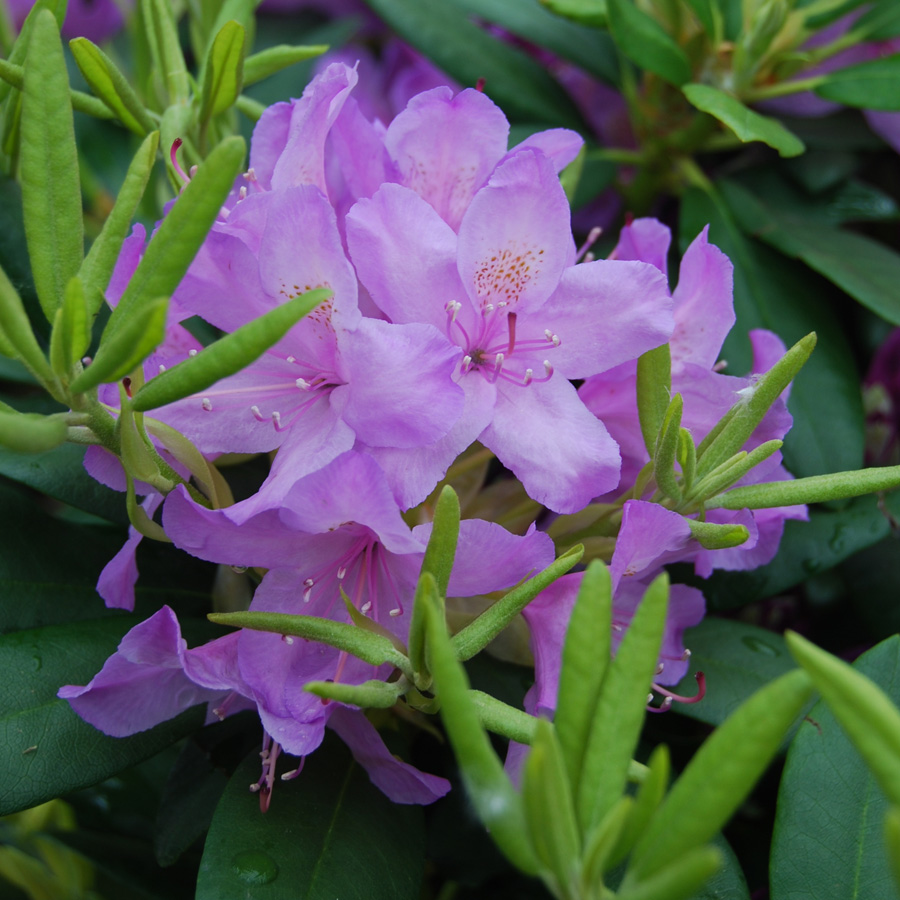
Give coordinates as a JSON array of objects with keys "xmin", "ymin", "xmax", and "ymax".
[
  {"xmin": 0, "ymin": 410, "xmax": 66, "ymax": 453},
  {"xmin": 540, "ymin": 0, "xmax": 607, "ymax": 27},
  {"xmin": 680, "ymin": 187, "xmax": 865, "ymax": 479},
  {"xmin": 771, "ymin": 637, "xmax": 900, "ymax": 900},
  {"xmin": 606, "ymin": 0, "xmax": 692, "ymax": 86},
  {"xmin": 20, "ymin": 10, "xmax": 83, "ymax": 322},
  {"xmin": 720, "ymin": 177, "xmax": 900, "ymax": 327},
  {"xmin": 0, "ymin": 617, "xmax": 203, "ymax": 815},
  {"xmin": 359, "ymin": 0, "xmax": 585, "ymax": 128},
  {"xmin": 242, "ymin": 43, "xmax": 330, "ymax": 87},
  {"xmin": 142, "ymin": 0, "xmax": 190, "ymax": 103},
  {"xmin": 196, "ymin": 737, "xmax": 427, "ymax": 900},
  {"xmin": 814, "ymin": 54, "xmax": 900, "ymax": 111},
  {"xmin": 199, "ymin": 20, "xmax": 246, "ymax": 123},
  {"xmin": 682, "ymin": 83, "xmax": 804, "ymax": 156}
]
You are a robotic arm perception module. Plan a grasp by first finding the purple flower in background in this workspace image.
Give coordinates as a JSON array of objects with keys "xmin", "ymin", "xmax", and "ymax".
[
  {"xmin": 348, "ymin": 150, "xmax": 673, "ymax": 511},
  {"xmin": 8, "ymin": 0, "xmax": 129, "ymax": 41},
  {"xmin": 865, "ymin": 327, "xmax": 900, "ymax": 465}
]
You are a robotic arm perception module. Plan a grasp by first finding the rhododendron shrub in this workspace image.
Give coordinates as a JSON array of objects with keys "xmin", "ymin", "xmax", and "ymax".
[{"xmin": 2, "ymin": 3, "xmax": 900, "ymax": 900}]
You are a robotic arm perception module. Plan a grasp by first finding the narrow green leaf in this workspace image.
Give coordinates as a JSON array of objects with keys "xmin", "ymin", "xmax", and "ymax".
[
  {"xmin": 451, "ymin": 544, "xmax": 583, "ymax": 662},
  {"xmin": 0, "ymin": 0, "xmax": 66, "ymax": 109},
  {"xmin": 772, "ymin": 637, "xmax": 900, "ymax": 900},
  {"xmin": 786, "ymin": 631, "xmax": 900, "ymax": 806},
  {"xmin": 359, "ymin": 0, "xmax": 584, "ymax": 128},
  {"xmin": 522, "ymin": 720, "xmax": 582, "ymax": 893},
  {"xmin": 539, "ymin": 0, "xmax": 607, "ymax": 27},
  {"xmin": 654, "ymin": 393, "xmax": 683, "ymax": 501},
  {"xmin": 578, "ymin": 572, "xmax": 669, "ymax": 832},
  {"xmin": 677, "ymin": 427, "xmax": 696, "ymax": 491},
  {"xmin": 683, "ymin": 83, "xmax": 805, "ymax": 157},
  {"xmin": 142, "ymin": 0, "xmax": 190, "ymax": 102},
  {"xmin": 424, "ymin": 580, "xmax": 538, "ymax": 875},
  {"xmin": 200, "ymin": 20, "xmax": 245, "ymax": 123},
  {"xmin": 242, "ymin": 43, "xmax": 329, "ymax": 87},
  {"xmin": 305, "ymin": 678, "xmax": 404, "ymax": 709},
  {"xmin": 207, "ymin": 611, "xmax": 413, "ymax": 676},
  {"xmin": 696, "ymin": 332, "xmax": 816, "ymax": 478},
  {"xmin": 0, "ymin": 263, "xmax": 55, "ymax": 386},
  {"xmin": 69, "ymin": 38, "xmax": 157, "ymax": 135},
  {"xmin": 814, "ymin": 54, "xmax": 900, "ymax": 111},
  {"xmin": 618, "ymin": 846, "xmax": 723, "ymax": 900},
  {"xmin": 0, "ymin": 618, "xmax": 204, "ymax": 816},
  {"xmin": 103, "ymin": 135, "xmax": 246, "ymax": 341},
  {"xmin": 685, "ymin": 439, "xmax": 782, "ymax": 505},
  {"xmin": 626, "ymin": 668, "xmax": 814, "ymax": 882},
  {"xmin": 707, "ymin": 465, "xmax": 900, "ymax": 511},
  {"xmin": 79, "ymin": 131, "xmax": 159, "ymax": 317},
  {"xmin": 555, "ymin": 560, "xmax": 611, "ymax": 789},
  {"xmin": 49, "ymin": 275, "xmax": 90, "ymax": 375},
  {"xmin": 467, "ymin": 690, "xmax": 538, "ymax": 744},
  {"xmin": 20, "ymin": 10, "xmax": 83, "ymax": 321},
  {"xmin": 606, "ymin": 0, "xmax": 692, "ymax": 85},
  {"xmin": 636, "ymin": 343, "xmax": 671, "ymax": 458},
  {"xmin": 0, "ymin": 410, "xmax": 67, "ymax": 453},
  {"xmin": 582, "ymin": 796, "xmax": 633, "ymax": 889},
  {"xmin": 683, "ymin": 0, "xmax": 717, "ymax": 36},
  {"xmin": 887, "ymin": 807, "xmax": 900, "ymax": 893},
  {"xmin": 69, "ymin": 296, "xmax": 168, "ymax": 393},
  {"xmin": 130, "ymin": 289, "xmax": 330, "ymax": 411},
  {"xmin": 686, "ymin": 518, "xmax": 750, "ymax": 550}
]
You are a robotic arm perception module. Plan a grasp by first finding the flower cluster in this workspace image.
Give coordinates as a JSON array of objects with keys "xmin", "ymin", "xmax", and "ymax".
[{"xmin": 60, "ymin": 63, "xmax": 807, "ymax": 805}]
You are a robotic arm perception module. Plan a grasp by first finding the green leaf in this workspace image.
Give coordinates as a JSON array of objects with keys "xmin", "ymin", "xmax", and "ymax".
[
  {"xmin": 196, "ymin": 737, "xmax": 427, "ymax": 900},
  {"xmin": 814, "ymin": 54, "xmax": 900, "ymax": 111},
  {"xmin": 720, "ymin": 177, "xmax": 900, "ymax": 327},
  {"xmin": 685, "ymin": 518, "xmax": 750, "ymax": 549},
  {"xmin": 130, "ymin": 289, "xmax": 330, "ymax": 411},
  {"xmin": 636, "ymin": 343, "xmax": 672, "ymax": 458},
  {"xmin": 359, "ymin": 0, "xmax": 585, "ymax": 128},
  {"xmin": 683, "ymin": 0, "xmax": 717, "ymax": 36},
  {"xmin": 681, "ymin": 187, "xmax": 865, "ymax": 479},
  {"xmin": 887, "ymin": 807, "xmax": 900, "ymax": 893},
  {"xmin": 655, "ymin": 392, "xmax": 683, "ymax": 501},
  {"xmin": 207, "ymin": 611, "xmax": 412, "ymax": 676},
  {"xmin": 0, "ymin": 618, "xmax": 204, "ymax": 816},
  {"xmin": 451, "ymin": 543, "xmax": 583, "ymax": 662},
  {"xmin": 200, "ymin": 20, "xmax": 246, "ymax": 123},
  {"xmin": 69, "ymin": 38, "xmax": 157, "ymax": 135},
  {"xmin": 786, "ymin": 632, "xmax": 900, "ymax": 806},
  {"xmin": 606, "ymin": 0, "xmax": 692, "ymax": 85},
  {"xmin": 20, "ymin": 10, "xmax": 83, "ymax": 322},
  {"xmin": 625, "ymin": 668, "xmax": 814, "ymax": 883},
  {"xmin": 555, "ymin": 560, "xmax": 612, "ymax": 788},
  {"xmin": 141, "ymin": 0, "xmax": 190, "ymax": 103},
  {"xmin": 49, "ymin": 275, "xmax": 90, "ymax": 375},
  {"xmin": 79, "ymin": 131, "xmax": 159, "ymax": 318},
  {"xmin": 771, "ymin": 636, "xmax": 900, "ymax": 900},
  {"xmin": 304, "ymin": 678, "xmax": 404, "ymax": 708},
  {"xmin": 578, "ymin": 573, "xmax": 669, "ymax": 832},
  {"xmin": 668, "ymin": 618, "xmax": 797, "ymax": 726},
  {"xmin": 451, "ymin": 0, "xmax": 619, "ymax": 84},
  {"xmin": 69, "ymin": 296, "xmax": 168, "ymax": 392},
  {"xmin": 522, "ymin": 720, "xmax": 581, "ymax": 894},
  {"xmin": 618, "ymin": 846, "xmax": 723, "ymax": 900},
  {"xmin": 242, "ymin": 43, "xmax": 330, "ymax": 87},
  {"xmin": 539, "ymin": 0, "xmax": 607, "ymax": 27},
  {"xmin": 424, "ymin": 579, "xmax": 537, "ymax": 875},
  {"xmin": 103, "ymin": 135, "xmax": 246, "ymax": 342},
  {"xmin": 682, "ymin": 83, "xmax": 804, "ymax": 157},
  {"xmin": 0, "ymin": 0, "xmax": 66, "ymax": 110},
  {"xmin": 0, "ymin": 410, "xmax": 67, "ymax": 453},
  {"xmin": 0, "ymin": 263, "xmax": 55, "ymax": 387}
]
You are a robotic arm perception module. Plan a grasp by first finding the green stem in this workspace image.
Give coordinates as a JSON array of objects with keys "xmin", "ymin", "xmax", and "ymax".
[{"xmin": 742, "ymin": 76, "xmax": 826, "ymax": 102}]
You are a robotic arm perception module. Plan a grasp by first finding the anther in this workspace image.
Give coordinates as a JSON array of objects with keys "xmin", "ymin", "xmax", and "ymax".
[
  {"xmin": 337, "ymin": 566, "xmax": 347, "ymax": 580},
  {"xmin": 189, "ymin": 349, "xmax": 198, "ymax": 357},
  {"xmin": 251, "ymin": 405, "xmax": 265, "ymax": 421},
  {"xmin": 389, "ymin": 607, "xmax": 402, "ymax": 617},
  {"xmin": 81, "ymin": 356, "xmax": 92, "ymax": 367},
  {"xmin": 238, "ymin": 186, "xmax": 248, "ymax": 201},
  {"xmin": 201, "ymin": 398, "xmax": 212, "ymax": 411},
  {"xmin": 302, "ymin": 577, "xmax": 314, "ymax": 603},
  {"xmin": 544, "ymin": 329, "xmax": 560, "ymax": 347},
  {"xmin": 158, "ymin": 364, "xmax": 167, "ymax": 374},
  {"xmin": 484, "ymin": 303, "xmax": 494, "ymax": 314},
  {"xmin": 296, "ymin": 378, "xmax": 311, "ymax": 390},
  {"xmin": 361, "ymin": 601, "xmax": 372, "ymax": 614},
  {"xmin": 462, "ymin": 355, "xmax": 473, "ymax": 374},
  {"xmin": 243, "ymin": 167, "xmax": 257, "ymax": 182},
  {"xmin": 272, "ymin": 411, "xmax": 283, "ymax": 430},
  {"xmin": 281, "ymin": 635, "xmax": 294, "ymax": 645},
  {"xmin": 286, "ymin": 356, "xmax": 296, "ymax": 364}
]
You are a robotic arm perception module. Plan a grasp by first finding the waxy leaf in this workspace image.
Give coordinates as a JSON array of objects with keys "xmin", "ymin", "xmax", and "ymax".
[
  {"xmin": 578, "ymin": 572, "xmax": 669, "ymax": 832},
  {"xmin": 540, "ymin": 0, "xmax": 607, "ymax": 27},
  {"xmin": 49, "ymin": 275, "xmax": 90, "ymax": 375},
  {"xmin": 606, "ymin": 0, "xmax": 692, "ymax": 85},
  {"xmin": 654, "ymin": 393, "xmax": 683, "ymax": 501},
  {"xmin": 103, "ymin": 135, "xmax": 246, "ymax": 342},
  {"xmin": 242, "ymin": 43, "xmax": 329, "ymax": 87},
  {"xmin": 0, "ymin": 0, "xmax": 66, "ymax": 110},
  {"xmin": 686, "ymin": 518, "xmax": 750, "ymax": 550},
  {"xmin": 636, "ymin": 343, "xmax": 671, "ymax": 458},
  {"xmin": 69, "ymin": 296, "xmax": 168, "ymax": 393},
  {"xmin": 625, "ymin": 668, "xmax": 814, "ymax": 883},
  {"xmin": 79, "ymin": 131, "xmax": 160, "ymax": 318},
  {"xmin": 814, "ymin": 54, "xmax": 900, "ymax": 111},
  {"xmin": 618, "ymin": 846, "xmax": 723, "ymax": 900},
  {"xmin": 424, "ymin": 574, "xmax": 537, "ymax": 875},
  {"xmin": 451, "ymin": 543, "xmax": 583, "ymax": 662},
  {"xmin": 555, "ymin": 560, "xmax": 611, "ymax": 787},
  {"xmin": 0, "ymin": 410, "xmax": 66, "ymax": 453},
  {"xmin": 887, "ymin": 807, "xmax": 900, "ymax": 893},
  {"xmin": 772, "ymin": 637, "xmax": 900, "ymax": 900},
  {"xmin": 130, "ymin": 288, "xmax": 330, "ymax": 411},
  {"xmin": 69, "ymin": 38, "xmax": 156, "ymax": 135},
  {"xmin": 199, "ymin": 20, "xmax": 246, "ymax": 123},
  {"xmin": 0, "ymin": 263, "xmax": 55, "ymax": 387},
  {"xmin": 305, "ymin": 679, "xmax": 405, "ymax": 709},
  {"xmin": 20, "ymin": 10, "xmax": 83, "ymax": 322},
  {"xmin": 196, "ymin": 738, "xmax": 427, "ymax": 900},
  {"xmin": 142, "ymin": 0, "xmax": 190, "ymax": 103},
  {"xmin": 0, "ymin": 618, "xmax": 204, "ymax": 816},
  {"xmin": 682, "ymin": 83, "xmax": 804, "ymax": 157}
]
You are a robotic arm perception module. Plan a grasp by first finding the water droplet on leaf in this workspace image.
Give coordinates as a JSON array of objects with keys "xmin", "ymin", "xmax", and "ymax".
[
  {"xmin": 741, "ymin": 636, "xmax": 779, "ymax": 657},
  {"xmin": 232, "ymin": 851, "xmax": 278, "ymax": 885}
]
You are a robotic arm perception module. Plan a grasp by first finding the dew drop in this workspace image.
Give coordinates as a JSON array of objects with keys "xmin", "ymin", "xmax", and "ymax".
[
  {"xmin": 741, "ymin": 636, "xmax": 779, "ymax": 657},
  {"xmin": 231, "ymin": 850, "xmax": 278, "ymax": 885}
]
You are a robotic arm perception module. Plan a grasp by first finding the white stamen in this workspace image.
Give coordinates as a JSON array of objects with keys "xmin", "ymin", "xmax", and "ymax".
[
  {"xmin": 361, "ymin": 601, "xmax": 372, "ymax": 614},
  {"xmin": 493, "ymin": 352, "xmax": 505, "ymax": 373},
  {"xmin": 201, "ymin": 397, "xmax": 212, "ymax": 411},
  {"xmin": 282, "ymin": 635, "xmax": 294, "ymax": 645},
  {"xmin": 462, "ymin": 355, "xmax": 473, "ymax": 373},
  {"xmin": 286, "ymin": 356, "xmax": 296, "ymax": 364},
  {"xmin": 544, "ymin": 329, "xmax": 561, "ymax": 347},
  {"xmin": 296, "ymin": 378, "xmax": 311, "ymax": 390},
  {"xmin": 523, "ymin": 369, "xmax": 534, "ymax": 385},
  {"xmin": 337, "ymin": 566, "xmax": 347, "ymax": 580},
  {"xmin": 484, "ymin": 303, "xmax": 494, "ymax": 313},
  {"xmin": 189, "ymin": 348, "xmax": 198, "ymax": 357},
  {"xmin": 303, "ymin": 577, "xmax": 314, "ymax": 603},
  {"xmin": 498, "ymin": 300, "xmax": 508, "ymax": 307},
  {"xmin": 647, "ymin": 692, "xmax": 654, "ymax": 705},
  {"xmin": 251, "ymin": 405, "xmax": 265, "ymax": 421},
  {"xmin": 682, "ymin": 648, "xmax": 692, "ymax": 660},
  {"xmin": 272, "ymin": 410, "xmax": 283, "ymax": 429},
  {"xmin": 389, "ymin": 607, "xmax": 402, "ymax": 617},
  {"xmin": 158, "ymin": 364, "xmax": 167, "ymax": 374},
  {"xmin": 81, "ymin": 356, "xmax": 92, "ymax": 366},
  {"xmin": 238, "ymin": 185, "xmax": 248, "ymax": 201},
  {"xmin": 243, "ymin": 167, "xmax": 257, "ymax": 182},
  {"xmin": 543, "ymin": 360, "xmax": 553, "ymax": 377},
  {"xmin": 249, "ymin": 783, "xmax": 261, "ymax": 792}
]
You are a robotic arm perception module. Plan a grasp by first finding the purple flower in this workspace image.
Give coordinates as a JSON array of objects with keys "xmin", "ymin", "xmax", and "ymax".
[
  {"xmin": 347, "ymin": 151, "xmax": 673, "ymax": 512},
  {"xmin": 865, "ymin": 327, "xmax": 900, "ymax": 465},
  {"xmin": 9, "ymin": 0, "xmax": 128, "ymax": 41}
]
